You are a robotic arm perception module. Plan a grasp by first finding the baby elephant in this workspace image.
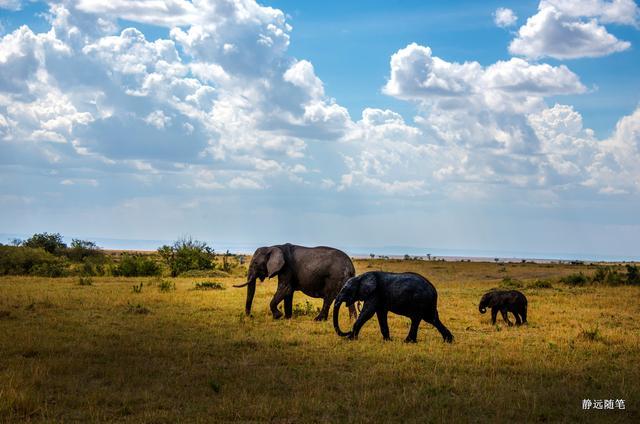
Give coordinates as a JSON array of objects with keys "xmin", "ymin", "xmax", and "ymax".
[
  {"xmin": 333, "ymin": 271, "xmax": 453, "ymax": 343},
  {"xmin": 479, "ymin": 290, "xmax": 528, "ymax": 326}
]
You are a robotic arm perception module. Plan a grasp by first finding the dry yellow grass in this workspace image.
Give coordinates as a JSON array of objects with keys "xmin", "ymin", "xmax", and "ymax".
[{"xmin": 1, "ymin": 260, "xmax": 638, "ymax": 422}]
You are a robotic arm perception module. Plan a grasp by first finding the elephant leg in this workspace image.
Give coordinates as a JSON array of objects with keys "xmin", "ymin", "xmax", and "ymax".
[
  {"xmin": 521, "ymin": 305, "xmax": 528, "ymax": 324},
  {"xmin": 350, "ymin": 301, "xmax": 376, "ymax": 339},
  {"xmin": 426, "ymin": 311, "xmax": 453, "ymax": 343},
  {"xmin": 500, "ymin": 308, "xmax": 513, "ymax": 326},
  {"xmin": 491, "ymin": 307, "xmax": 498, "ymax": 325},
  {"xmin": 283, "ymin": 293, "xmax": 294, "ymax": 319},
  {"xmin": 315, "ymin": 297, "xmax": 331, "ymax": 321},
  {"xmin": 376, "ymin": 310, "xmax": 391, "ymax": 340},
  {"xmin": 270, "ymin": 284, "xmax": 292, "ymax": 319},
  {"xmin": 405, "ymin": 317, "xmax": 420, "ymax": 343},
  {"xmin": 514, "ymin": 310, "xmax": 522, "ymax": 326}
]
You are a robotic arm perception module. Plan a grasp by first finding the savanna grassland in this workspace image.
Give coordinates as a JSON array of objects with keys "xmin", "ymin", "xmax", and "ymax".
[{"xmin": 1, "ymin": 259, "xmax": 639, "ymax": 423}]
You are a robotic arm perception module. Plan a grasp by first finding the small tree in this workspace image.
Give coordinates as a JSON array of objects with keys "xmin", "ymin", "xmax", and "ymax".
[
  {"xmin": 67, "ymin": 239, "xmax": 103, "ymax": 262},
  {"xmin": 221, "ymin": 249, "xmax": 232, "ymax": 273},
  {"xmin": 23, "ymin": 232, "xmax": 67, "ymax": 255},
  {"xmin": 158, "ymin": 237, "xmax": 215, "ymax": 277},
  {"xmin": 626, "ymin": 264, "xmax": 640, "ymax": 285},
  {"xmin": 114, "ymin": 254, "xmax": 160, "ymax": 277},
  {"xmin": 370, "ymin": 253, "xmax": 375, "ymax": 259}
]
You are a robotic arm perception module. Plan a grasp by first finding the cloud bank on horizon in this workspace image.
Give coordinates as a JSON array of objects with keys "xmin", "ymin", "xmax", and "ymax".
[{"xmin": 1, "ymin": 0, "xmax": 639, "ymax": 257}]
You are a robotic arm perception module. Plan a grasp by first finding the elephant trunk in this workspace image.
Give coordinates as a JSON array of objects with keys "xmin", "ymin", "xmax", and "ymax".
[
  {"xmin": 333, "ymin": 300, "xmax": 353, "ymax": 337},
  {"xmin": 479, "ymin": 304, "xmax": 487, "ymax": 314},
  {"xmin": 233, "ymin": 276, "xmax": 256, "ymax": 316}
]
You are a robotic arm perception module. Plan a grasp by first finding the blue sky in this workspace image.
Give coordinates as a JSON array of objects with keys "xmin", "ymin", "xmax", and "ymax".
[{"xmin": 1, "ymin": 0, "xmax": 639, "ymax": 259}]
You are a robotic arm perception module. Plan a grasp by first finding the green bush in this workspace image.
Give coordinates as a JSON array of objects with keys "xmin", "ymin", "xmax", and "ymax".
[
  {"xmin": 560, "ymin": 273, "xmax": 589, "ymax": 286},
  {"xmin": 0, "ymin": 246, "xmax": 69, "ymax": 276},
  {"xmin": 293, "ymin": 301, "xmax": 319, "ymax": 317},
  {"xmin": 158, "ymin": 279, "xmax": 176, "ymax": 292},
  {"xmin": 66, "ymin": 239, "xmax": 104, "ymax": 262},
  {"xmin": 588, "ymin": 265, "xmax": 638, "ymax": 286},
  {"xmin": 500, "ymin": 276, "xmax": 523, "ymax": 289},
  {"xmin": 22, "ymin": 232, "xmax": 67, "ymax": 255},
  {"xmin": 113, "ymin": 254, "xmax": 161, "ymax": 277},
  {"xmin": 80, "ymin": 255, "xmax": 108, "ymax": 276},
  {"xmin": 625, "ymin": 264, "xmax": 640, "ymax": 285},
  {"xmin": 158, "ymin": 237, "xmax": 214, "ymax": 277},
  {"xmin": 528, "ymin": 279, "xmax": 553, "ymax": 289},
  {"xmin": 193, "ymin": 281, "xmax": 225, "ymax": 290},
  {"xmin": 30, "ymin": 261, "xmax": 68, "ymax": 277}
]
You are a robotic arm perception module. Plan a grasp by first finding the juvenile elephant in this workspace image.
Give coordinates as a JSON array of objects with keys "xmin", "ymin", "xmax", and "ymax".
[
  {"xmin": 479, "ymin": 290, "xmax": 528, "ymax": 326},
  {"xmin": 333, "ymin": 271, "xmax": 453, "ymax": 343},
  {"xmin": 234, "ymin": 243, "xmax": 356, "ymax": 321}
]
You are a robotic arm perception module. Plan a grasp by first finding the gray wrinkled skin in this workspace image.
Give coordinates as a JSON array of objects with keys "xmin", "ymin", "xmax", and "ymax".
[{"xmin": 234, "ymin": 243, "xmax": 356, "ymax": 321}]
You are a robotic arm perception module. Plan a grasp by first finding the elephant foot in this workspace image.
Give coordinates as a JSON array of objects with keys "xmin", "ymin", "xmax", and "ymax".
[
  {"xmin": 284, "ymin": 315, "xmax": 292, "ymax": 319},
  {"xmin": 313, "ymin": 314, "xmax": 327, "ymax": 321},
  {"xmin": 443, "ymin": 335, "xmax": 454, "ymax": 343},
  {"xmin": 272, "ymin": 311, "xmax": 283, "ymax": 320},
  {"xmin": 404, "ymin": 338, "xmax": 417, "ymax": 343},
  {"xmin": 383, "ymin": 337, "xmax": 392, "ymax": 342},
  {"xmin": 346, "ymin": 332, "xmax": 356, "ymax": 340}
]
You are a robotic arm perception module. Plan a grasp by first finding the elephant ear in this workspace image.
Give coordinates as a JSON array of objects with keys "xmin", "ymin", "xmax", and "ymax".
[
  {"xmin": 266, "ymin": 247, "xmax": 285, "ymax": 278},
  {"xmin": 358, "ymin": 274, "xmax": 377, "ymax": 299}
]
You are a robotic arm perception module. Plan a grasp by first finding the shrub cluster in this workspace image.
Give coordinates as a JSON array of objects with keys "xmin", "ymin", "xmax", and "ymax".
[
  {"xmin": 1, "ymin": 233, "xmax": 110, "ymax": 277},
  {"xmin": 158, "ymin": 237, "xmax": 215, "ymax": 277},
  {"xmin": 2, "ymin": 233, "xmax": 226, "ymax": 278},
  {"xmin": 193, "ymin": 281, "xmax": 225, "ymax": 290},
  {"xmin": 0, "ymin": 246, "xmax": 67, "ymax": 277},
  {"xmin": 112, "ymin": 254, "xmax": 161, "ymax": 277},
  {"xmin": 500, "ymin": 276, "xmax": 523, "ymax": 289},
  {"xmin": 560, "ymin": 265, "xmax": 640, "ymax": 286},
  {"xmin": 22, "ymin": 232, "xmax": 67, "ymax": 255}
]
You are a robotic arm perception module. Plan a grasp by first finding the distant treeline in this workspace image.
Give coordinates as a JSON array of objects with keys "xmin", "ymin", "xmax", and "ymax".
[{"xmin": 0, "ymin": 233, "xmax": 243, "ymax": 278}]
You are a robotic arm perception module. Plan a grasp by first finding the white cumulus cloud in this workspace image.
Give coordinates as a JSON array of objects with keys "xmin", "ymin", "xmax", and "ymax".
[
  {"xmin": 494, "ymin": 7, "xmax": 518, "ymax": 28},
  {"xmin": 0, "ymin": 0, "xmax": 21, "ymax": 11},
  {"xmin": 509, "ymin": 1, "xmax": 634, "ymax": 59}
]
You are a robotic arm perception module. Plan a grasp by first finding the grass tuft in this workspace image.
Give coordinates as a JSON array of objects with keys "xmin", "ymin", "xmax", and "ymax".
[
  {"xmin": 579, "ymin": 326, "xmax": 604, "ymax": 342},
  {"xmin": 126, "ymin": 302, "xmax": 150, "ymax": 314},
  {"xmin": 78, "ymin": 276, "xmax": 93, "ymax": 286},
  {"xmin": 500, "ymin": 276, "xmax": 523, "ymax": 289},
  {"xmin": 292, "ymin": 300, "xmax": 319, "ymax": 317},
  {"xmin": 157, "ymin": 279, "xmax": 176, "ymax": 292},
  {"xmin": 193, "ymin": 281, "xmax": 225, "ymax": 290},
  {"xmin": 528, "ymin": 279, "xmax": 553, "ymax": 289}
]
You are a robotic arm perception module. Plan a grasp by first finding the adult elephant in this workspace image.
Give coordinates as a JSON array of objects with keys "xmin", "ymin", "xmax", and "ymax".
[{"xmin": 233, "ymin": 243, "xmax": 356, "ymax": 321}]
